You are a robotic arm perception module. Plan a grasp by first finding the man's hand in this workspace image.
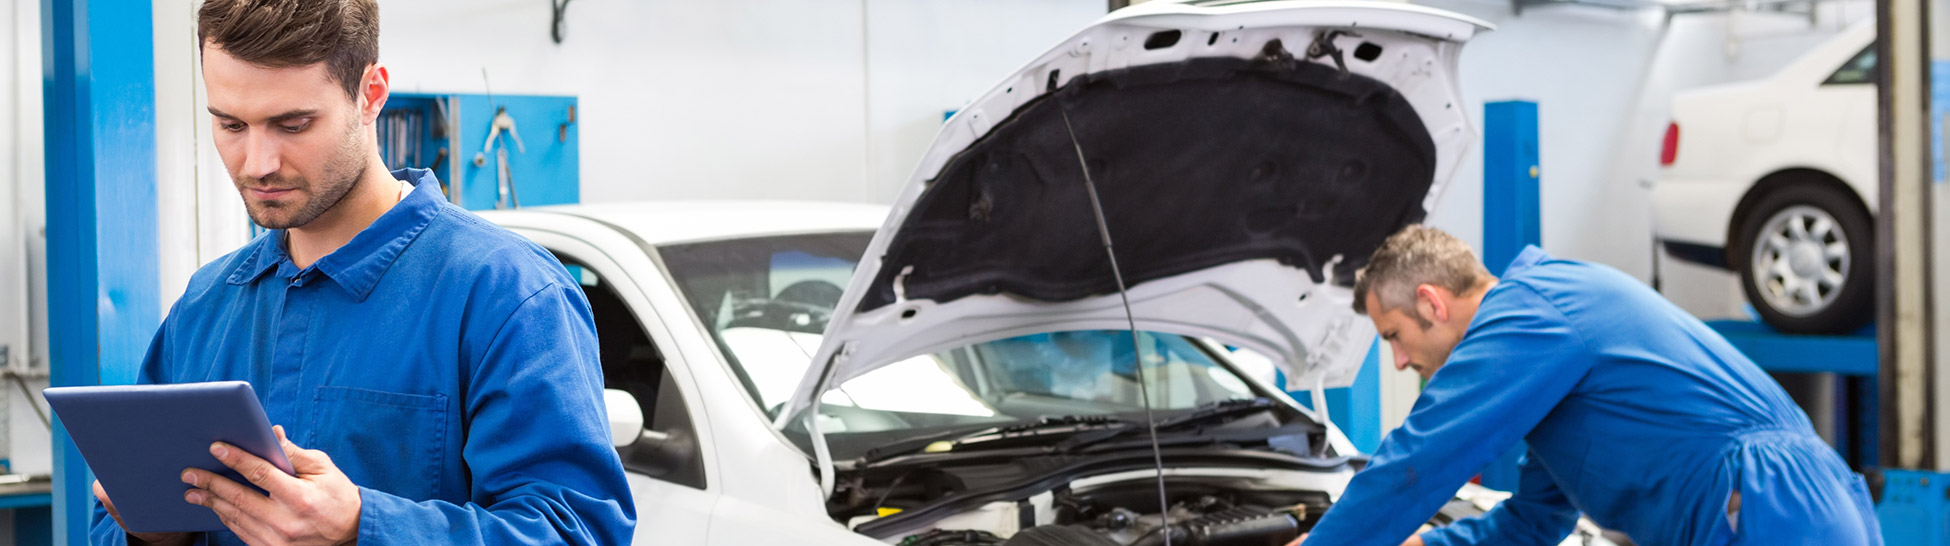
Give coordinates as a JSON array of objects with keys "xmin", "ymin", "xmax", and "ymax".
[
  {"xmin": 182, "ymin": 425, "xmax": 361, "ymax": 545},
  {"xmin": 94, "ymin": 481, "xmax": 194, "ymax": 546},
  {"xmin": 1286, "ymin": 533, "xmax": 1426, "ymax": 546}
]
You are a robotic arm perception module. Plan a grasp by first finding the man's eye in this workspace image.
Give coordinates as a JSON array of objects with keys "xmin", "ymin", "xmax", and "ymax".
[
  {"xmin": 280, "ymin": 121, "xmax": 311, "ymax": 134},
  {"xmin": 220, "ymin": 122, "xmax": 245, "ymax": 133}
]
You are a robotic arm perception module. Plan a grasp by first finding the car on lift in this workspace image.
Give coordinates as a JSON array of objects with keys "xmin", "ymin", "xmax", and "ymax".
[
  {"xmin": 1653, "ymin": 23, "xmax": 1877, "ymax": 334},
  {"xmin": 483, "ymin": 1, "xmax": 1617, "ymax": 544}
]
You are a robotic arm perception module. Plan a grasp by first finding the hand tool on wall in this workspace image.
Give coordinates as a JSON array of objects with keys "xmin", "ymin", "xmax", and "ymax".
[{"xmin": 475, "ymin": 106, "xmax": 526, "ymax": 209}]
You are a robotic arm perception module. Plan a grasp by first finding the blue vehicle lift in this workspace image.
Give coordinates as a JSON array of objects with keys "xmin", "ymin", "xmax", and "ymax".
[
  {"xmin": 1704, "ymin": 321, "xmax": 1879, "ymax": 467},
  {"xmin": 43, "ymin": 0, "xmax": 162, "ymax": 543}
]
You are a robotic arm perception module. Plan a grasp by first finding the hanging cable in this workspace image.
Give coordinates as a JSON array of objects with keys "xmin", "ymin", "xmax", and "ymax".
[
  {"xmin": 1058, "ymin": 104, "xmax": 1173, "ymax": 546},
  {"xmin": 550, "ymin": 0, "xmax": 573, "ymax": 44}
]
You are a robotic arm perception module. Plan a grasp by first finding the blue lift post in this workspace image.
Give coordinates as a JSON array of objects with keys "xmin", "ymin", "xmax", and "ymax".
[
  {"xmin": 42, "ymin": 0, "xmax": 162, "ymax": 542},
  {"xmin": 1285, "ymin": 344, "xmax": 1384, "ymax": 453},
  {"xmin": 1475, "ymin": 100, "xmax": 1540, "ymax": 492}
]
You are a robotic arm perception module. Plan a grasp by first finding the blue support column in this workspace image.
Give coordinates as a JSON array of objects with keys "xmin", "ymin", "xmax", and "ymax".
[
  {"xmin": 1287, "ymin": 343, "xmax": 1384, "ymax": 453},
  {"xmin": 1478, "ymin": 100, "xmax": 1540, "ymax": 493},
  {"xmin": 1483, "ymin": 101, "xmax": 1541, "ymax": 270},
  {"xmin": 1341, "ymin": 343, "xmax": 1383, "ymax": 453},
  {"xmin": 42, "ymin": 0, "xmax": 161, "ymax": 542}
]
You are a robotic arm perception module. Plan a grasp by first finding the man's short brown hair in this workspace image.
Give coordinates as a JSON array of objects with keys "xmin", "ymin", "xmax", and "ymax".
[
  {"xmin": 197, "ymin": 0, "xmax": 379, "ymax": 99},
  {"xmin": 1352, "ymin": 225, "xmax": 1494, "ymax": 317}
]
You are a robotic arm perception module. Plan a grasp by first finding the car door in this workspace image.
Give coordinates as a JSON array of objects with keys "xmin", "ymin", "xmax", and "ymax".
[
  {"xmin": 1822, "ymin": 42, "xmax": 1879, "ymax": 196},
  {"xmin": 520, "ymin": 230, "xmax": 720, "ymax": 545}
]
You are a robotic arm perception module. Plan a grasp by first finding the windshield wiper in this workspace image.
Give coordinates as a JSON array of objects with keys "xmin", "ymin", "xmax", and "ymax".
[
  {"xmin": 861, "ymin": 415, "xmax": 1137, "ymax": 465},
  {"xmin": 1052, "ymin": 398, "xmax": 1282, "ymax": 453},
  {"xmin": 857, "ymin": 399, "xmax": 1283, "ymax": 466},
  {"xmin": 1155, "ymin": 397, "xmax": 1279, "ymax": 429}
]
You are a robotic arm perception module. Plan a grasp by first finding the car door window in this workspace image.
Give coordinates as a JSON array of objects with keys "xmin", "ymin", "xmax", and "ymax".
[
  {"xmin": 1824, "ymin": 44, "xmax": 1877, "ymax": 85},
  {"xmin": 560, "ymin": 256, "xmax": 708, "ymax": 491}
]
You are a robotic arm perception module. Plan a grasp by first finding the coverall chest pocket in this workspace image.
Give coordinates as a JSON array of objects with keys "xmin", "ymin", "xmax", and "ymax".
[{"xmin": 308, "ymin": 386, "xmax": 449, "ymax": 502}]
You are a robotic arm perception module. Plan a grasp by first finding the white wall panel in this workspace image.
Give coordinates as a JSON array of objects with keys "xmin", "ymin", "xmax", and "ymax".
[
  {"xmin": 380, "ymin": 0, "xmax": 874, "ymax": 203},
  {"xmin": 862, "ymin": 0, "xmax": 1103, "ymax": 201},
  {"xmin": 11, "ymin": 0, "xmax": 49, "ymax": 482}
]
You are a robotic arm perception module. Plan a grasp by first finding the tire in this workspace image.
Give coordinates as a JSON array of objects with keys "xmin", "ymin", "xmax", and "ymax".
[{"xmin": 1735, "ymin": 182, "xmax": 1874, "ymax": 334}]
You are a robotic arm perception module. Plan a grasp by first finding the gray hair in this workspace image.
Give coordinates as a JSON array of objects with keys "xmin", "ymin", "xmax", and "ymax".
[{"xmin": 1352, "ymin": 225, "xmax": 1493, "ymax": 320}]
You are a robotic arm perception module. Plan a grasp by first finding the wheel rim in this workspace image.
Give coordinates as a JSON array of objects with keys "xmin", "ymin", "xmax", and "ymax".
[{"xmin": 1750, "ymin": 205, "xmax": 1850, "ymax": 317}]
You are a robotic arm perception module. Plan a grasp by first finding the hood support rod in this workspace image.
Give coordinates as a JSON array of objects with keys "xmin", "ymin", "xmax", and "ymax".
[{"xmin": 1059, "ymin": 105, "xmax": 1175, "ymax": 546}]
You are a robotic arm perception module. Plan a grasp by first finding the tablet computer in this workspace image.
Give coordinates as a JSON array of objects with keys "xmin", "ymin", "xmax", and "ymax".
[{"xmin": 44, "ymin": 381, "xmax": 294, "ymax": 533}]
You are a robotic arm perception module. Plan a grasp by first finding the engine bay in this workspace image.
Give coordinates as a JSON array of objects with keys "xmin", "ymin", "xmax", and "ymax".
[
  {"xmin": 892, "ymin": 479, "xmax": 1331, "ymax": 546},
  {"xmin": 819, "ymin": 400, "xmax": 1355, "ymax": 545}
]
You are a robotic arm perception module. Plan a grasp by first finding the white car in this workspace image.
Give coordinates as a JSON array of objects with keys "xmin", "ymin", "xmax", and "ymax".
[
  {"xmin": 1653, "ymin": 23, "xmax": 1877, "ymax": 334},
  {"xmin": 484, "ymin": 2, "xmax": 1617, "ymax": 544}
]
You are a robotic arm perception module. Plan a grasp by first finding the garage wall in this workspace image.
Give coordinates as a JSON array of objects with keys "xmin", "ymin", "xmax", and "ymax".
[
  {"xmin": 366, "ymin": 0, "xmax": 1103, "ymax": 205},
  {"xmin": 7, "ymin": 0, "xmax": 49, "ymax": 487},
  {"xmin": 154, "ymin": 0, "xmax": 256, "ymax": 319},
  {"xmin": 861, "ymin": 0, "xmax": 1109, "ymax": 200},
  {"xmin": 380, "ymin": 0, "xmax": 875, "ymax": 203}
]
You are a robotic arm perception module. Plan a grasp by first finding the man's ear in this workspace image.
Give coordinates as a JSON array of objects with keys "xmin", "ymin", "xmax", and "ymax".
[
  {"xmin": 1415, "ymin": 284, "xmax": 1449, "ymax": 324},
  {"xmin": 357, "ymin": 63, "xmax": 390, "ymax": 125}
]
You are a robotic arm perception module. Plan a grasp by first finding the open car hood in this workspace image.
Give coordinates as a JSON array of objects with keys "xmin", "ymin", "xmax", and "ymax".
[{"xmin": 781, "ymin": 1, "xmax": 1489, "ymax": 423}]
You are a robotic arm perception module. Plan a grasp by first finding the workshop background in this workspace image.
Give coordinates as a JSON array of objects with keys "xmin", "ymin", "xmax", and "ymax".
[{"xmin": 0, "ymin": 0, "xmax": 1914, "ymax": 543}]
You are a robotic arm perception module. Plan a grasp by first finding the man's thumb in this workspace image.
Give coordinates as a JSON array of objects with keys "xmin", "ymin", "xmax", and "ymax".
[{"xmin": 272, "ymin": 425, "xmax": 309, "ymax": 470}]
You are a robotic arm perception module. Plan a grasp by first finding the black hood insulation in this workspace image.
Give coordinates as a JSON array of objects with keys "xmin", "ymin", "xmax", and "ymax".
[{"xmin": 859, "ymin": 41, "xmax": 1437, "ymax": 313}]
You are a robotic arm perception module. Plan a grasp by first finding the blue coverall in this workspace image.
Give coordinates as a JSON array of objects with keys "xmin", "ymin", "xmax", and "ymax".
[
  {"xmin": 1304, "ymin": 246, "xmax": 1879, "ymax": 546},
  {"xmin": 92, "ymin": 169, "xmax": 634, "ymax": 545}
]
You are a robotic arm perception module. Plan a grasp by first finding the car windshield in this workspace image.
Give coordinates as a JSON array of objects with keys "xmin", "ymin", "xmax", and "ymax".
[{"xmin": 656, "ymin": 233, "xmax": 1264, "ymax": 455}]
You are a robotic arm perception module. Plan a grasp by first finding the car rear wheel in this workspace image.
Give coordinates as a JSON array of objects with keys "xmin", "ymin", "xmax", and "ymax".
[{"xmin": 1737, "ymin": 183, "xmax": 1874, "ymax": 334}]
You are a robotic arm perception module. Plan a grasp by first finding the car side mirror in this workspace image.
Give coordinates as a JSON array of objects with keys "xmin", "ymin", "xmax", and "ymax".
[
  {"xmin": 604, "ymin": 389, "xmax": 645, "ymax": 448},
  {"xmin": 606, "ymin": 388, "xmax": 704, "ymax": 485}
]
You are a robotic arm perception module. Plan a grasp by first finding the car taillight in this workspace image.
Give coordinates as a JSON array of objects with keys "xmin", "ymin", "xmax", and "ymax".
[{"xmin": 1660, "ymin": 122, "xmax": 1679, "ymax": 166}]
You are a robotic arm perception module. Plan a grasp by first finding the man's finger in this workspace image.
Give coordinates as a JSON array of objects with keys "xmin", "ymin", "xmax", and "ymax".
[
  {"xmin": 210, "ymin": 441, "xmax": 296, "ymax": 496},
  {"xmin": 92, "ymin": 480, "xmax": 109, "ymax": 508},
  {"xmin": 276, "ymin": 429, "xmax": 337, "ymax": 476},
  {"xmin": 274, "ymin": 425, "xmax": 312, "ymax": 474},
  {"xmin": 92, "ymin": 481, "xmax": 120, "ymax": 519},
  {"xmin": 274, "ymin": 425, "xmax": 298, "ymax": 458},
  {"xmin": 184, "ymin": 467, "xmax": 282, "ymax": 527},
  {"xmin": 189, "ymin": 487, "xmax": 274, "ymax": 545}
]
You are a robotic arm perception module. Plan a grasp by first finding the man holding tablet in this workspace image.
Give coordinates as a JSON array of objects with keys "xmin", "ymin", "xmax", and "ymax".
[{"xmin": 89, "ymin": 1, "xmax": 634, "ymax": 544}]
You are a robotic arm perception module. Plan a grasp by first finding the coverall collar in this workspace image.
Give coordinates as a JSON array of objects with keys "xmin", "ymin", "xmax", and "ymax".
[{"xmin": 225, "ymin": 168, "xmax": 443, "ymax": 302}]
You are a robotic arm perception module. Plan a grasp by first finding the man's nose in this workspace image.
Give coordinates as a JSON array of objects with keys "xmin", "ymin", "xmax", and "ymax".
[
  {"xmin": 240, "ymin": 131, "xmax": 282, "ymax": 180},
  {"xmin": 1391, "ymin": 341, "xmax": 1411, "ymax": 371}
]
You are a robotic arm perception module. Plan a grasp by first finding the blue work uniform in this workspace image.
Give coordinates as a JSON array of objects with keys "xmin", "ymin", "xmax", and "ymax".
[
  {"xmin": 1304, "ymin": 247, "xmax": 1878, "ymax": 546},
  {"xmin": 90, "ymin": 169, "xmax": 636, "ymax": 545}
]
